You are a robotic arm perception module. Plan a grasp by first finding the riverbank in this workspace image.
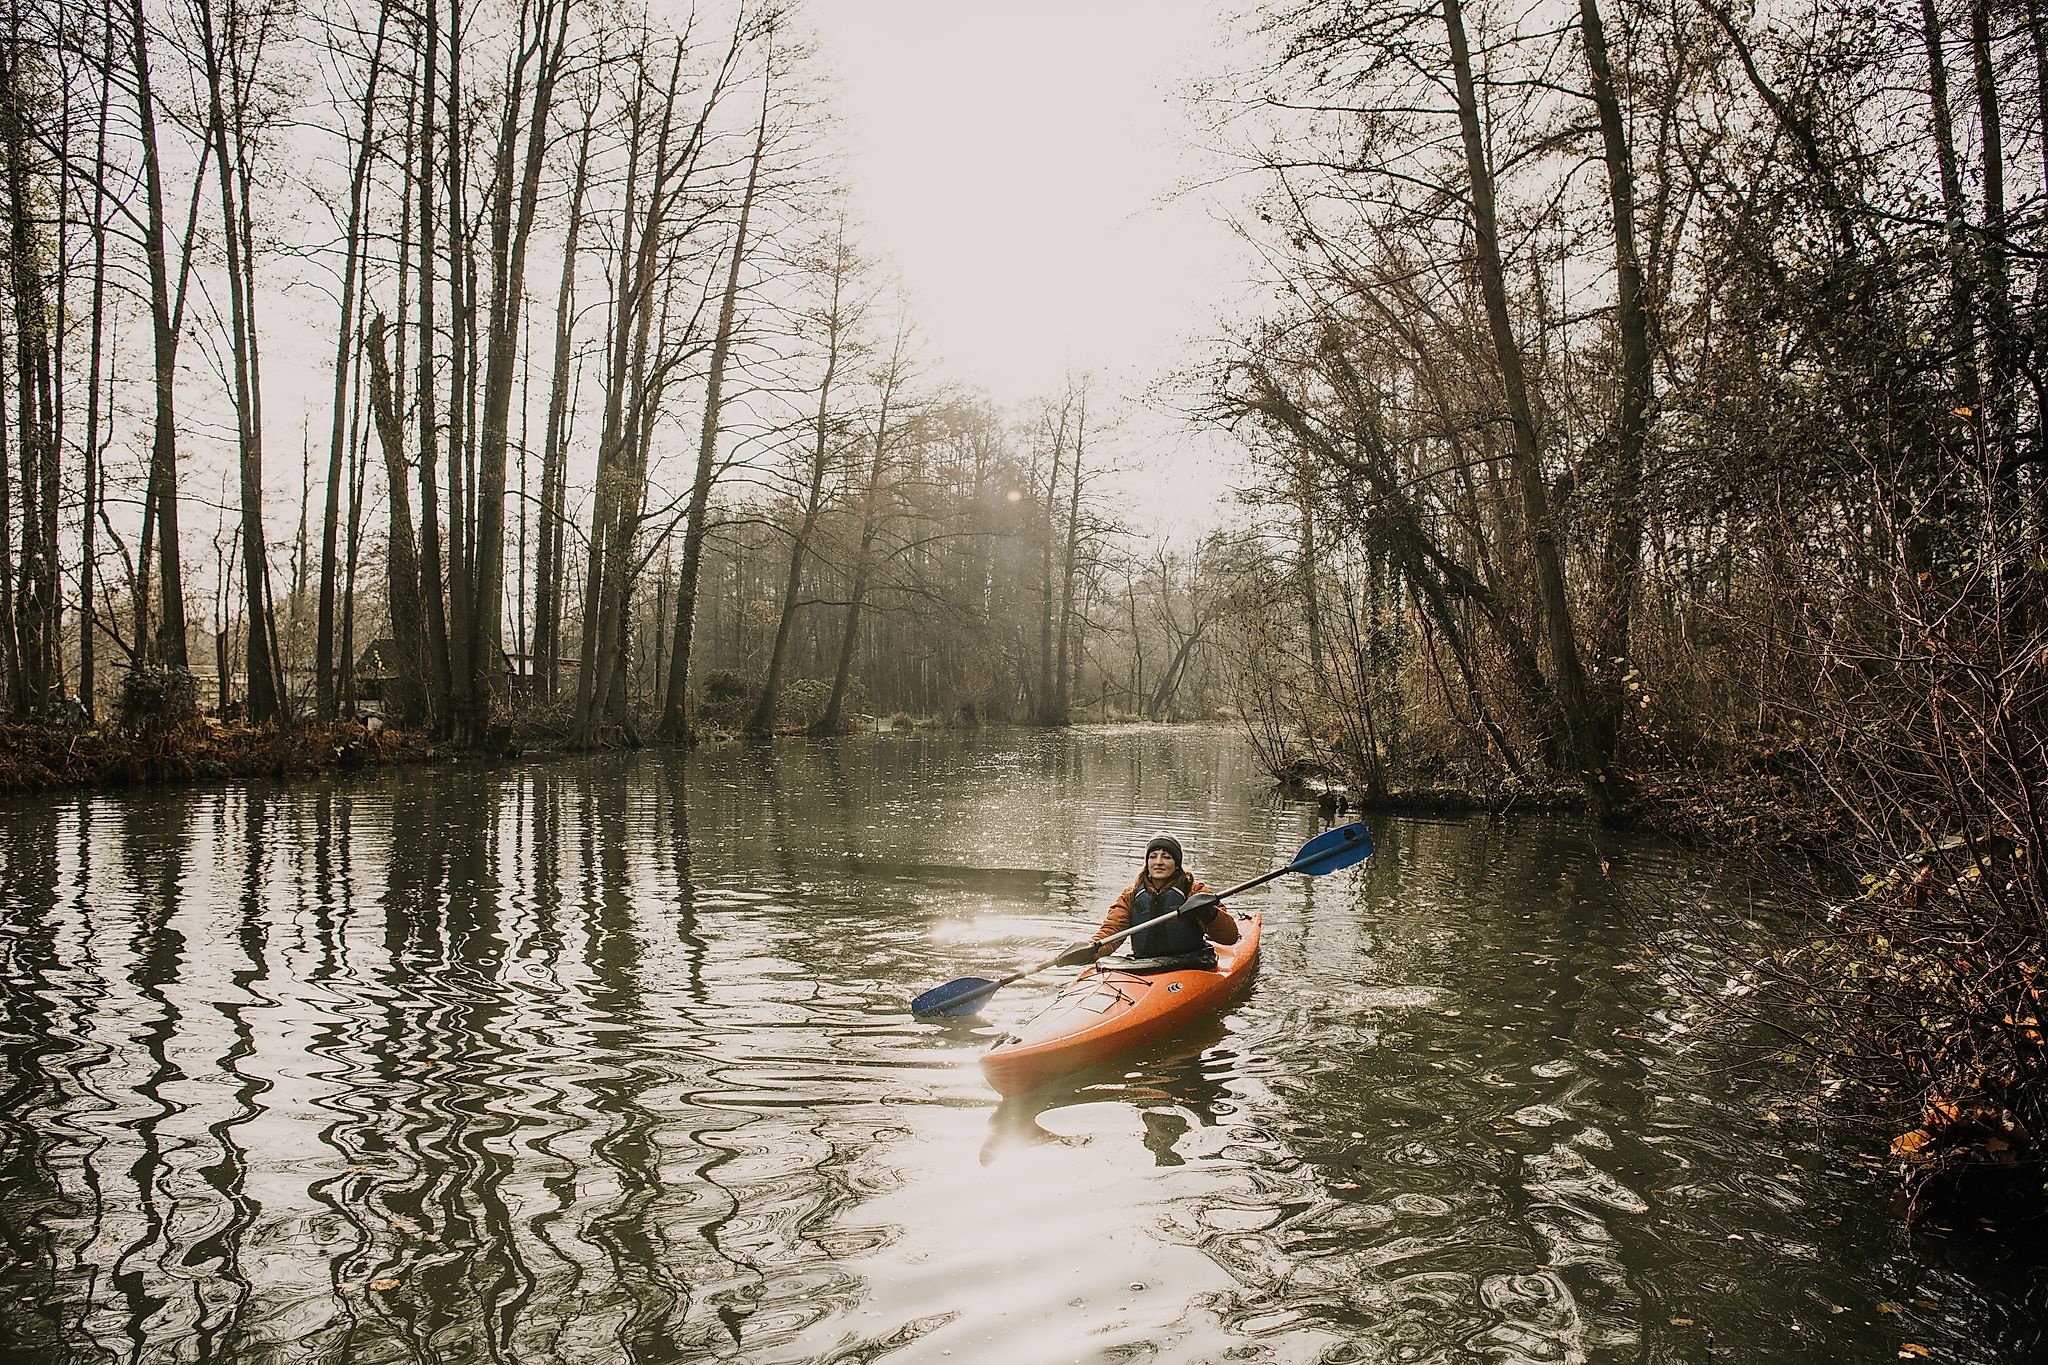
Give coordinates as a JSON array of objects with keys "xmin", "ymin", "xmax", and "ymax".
[
  {"xmin": 1290, "ymin": 767, "xmax": 1848, "ymax": 857},
  {"xmin": 0, "ymin": 717, "xmax": 439, "ymax": 792},
  {"xmin": 0, "ymin": 709, "xmax": 909, "ymax": 794},
  {"xmin": 0, "ymin": 713, "xmax": 1846, "ymax": 855},
  {"xmin": 0, "ymin": 713, "xmax": 1922, "ymax": 869}
]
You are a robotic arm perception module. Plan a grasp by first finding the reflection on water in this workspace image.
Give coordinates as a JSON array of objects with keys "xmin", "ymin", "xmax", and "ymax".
[{"xmin": 0, "ymin": 727, "xmax": 2040, "ymax": 1364}]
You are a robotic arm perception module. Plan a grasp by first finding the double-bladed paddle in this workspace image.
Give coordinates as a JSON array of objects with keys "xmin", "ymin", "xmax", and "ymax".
[{"xmin": 909, "ymin": 821, "xmax": 1375, "ymax": 1019}]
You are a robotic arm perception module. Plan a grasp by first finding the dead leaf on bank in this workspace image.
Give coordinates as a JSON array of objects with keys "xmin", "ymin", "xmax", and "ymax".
[{"xmin": 369, "ymin": 1278, "xmax": 401, "ymax": 1292}]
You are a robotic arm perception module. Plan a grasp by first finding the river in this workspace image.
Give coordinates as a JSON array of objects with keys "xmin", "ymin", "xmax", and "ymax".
[{"xmin": 0, "ymin": 725, "xmax": 2039, "ymax": 1363}]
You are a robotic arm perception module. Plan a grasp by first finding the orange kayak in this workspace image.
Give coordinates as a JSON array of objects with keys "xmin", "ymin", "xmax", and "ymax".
[{"xmin": 979, "ymin": 909, "xmax": 1262, "ymax": 1097}]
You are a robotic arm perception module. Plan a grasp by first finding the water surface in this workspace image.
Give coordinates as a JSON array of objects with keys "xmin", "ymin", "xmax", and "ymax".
[{"xmin": 1, "ymin": 726, "xmax": 2038, "ymax": 1363}]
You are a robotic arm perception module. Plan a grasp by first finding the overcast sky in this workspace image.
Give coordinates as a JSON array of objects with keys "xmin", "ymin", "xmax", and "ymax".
[{"xmin": 804, "ymin": 1, "xmax": 1255, "ymax": 415}]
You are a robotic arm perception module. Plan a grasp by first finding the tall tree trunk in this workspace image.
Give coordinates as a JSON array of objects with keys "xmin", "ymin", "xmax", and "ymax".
[
  {"xmin": 0, "ymin": 357, "xmax": 14, "ymax": 709},
  {"xmin": 339, "ymin": 283, "xmax": 372, "ymax": 712},
  {"xmin": 318, "ymin": 6, "xmax": 387, "ymax": 719},
  {"xmin": 1968, "ymin": 0, "xmax": 2013, "ymax": 431},
  {"xmin": 1052, "ymin": 385, "xmax": 1087, "ymax": 723},
  {"xmin": 533, "ymin": 108, "xmax": 592, "ymax": 703},
  {"xmin": 1578, "ymin": 0, "xmax": 1653, "ymax": 691},
  {"xmin": 1921, "ymin": 0, "xmax": 1979, "ymax": 402},
  {"xmin": 194, "ymin": 0, "xmax": 284, "ymax": 723},
  {"xmin": 125, "ymin": 0, "xmax": 187, "ymax": 669},
  {"xmin": 571, "ymin": 67, "xmax": 646, "ymax": 740},
  {"xmin": 1444, "ymin": 0, "xmax": 1625, "ymax": 817},
  {"xmin": 366, "ymin": 315, "xmax": 429, "ymax": 727},
  {"xmin": 47, "ymin": 25, "xmax": 67, "ymax": 703},
  {"xmin": 661, "ymin": 65, "xmax": 771, "ymax": 740},
  {"xmin": 748, "ymin": 224, "xmax": 849, "ymax": 736},
  {"xmin": 440, "ymin": 0, "xmax": 473, "ymax": 734},
  {"xmin": 414, "ymin": 0, "xmax": 451, "ymax": 725},
  {"xmin": 1124, "ymin": 564, "xmax": 1144, "ymax": 713},
  {"xmin": 1034, "ymin": 402, "xmax": 1065, "ymax": 722},
  {"xmin": 578, "ymin": 43, "xmax": 690, "ymax": 741},
  {"xmin": 80, "ymin": 14, "xmax": 112, "ymax": 717},
  {"xmin": 2030, "ymin": 0, "xmax": 2048, "ymax": 539},
  {"xmin": 463, "ymin": 0, "xmax": 569, "ymax": 746},
  {"xmin": 1298, "ymin": 483, "xmax": 1323, "ymax": 675},
  {"xmin": 1, "ymin": 8, "xmax": 56, "ymax": 712},
  {"xmin": 817, "ymin": 330, "xmax": 906, "ymax": 736}
]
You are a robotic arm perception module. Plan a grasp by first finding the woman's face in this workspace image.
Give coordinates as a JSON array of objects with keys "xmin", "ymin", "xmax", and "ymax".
[{"xmin": 1146, "ymin": 849, "xmax": 1179, "ymax": 881}]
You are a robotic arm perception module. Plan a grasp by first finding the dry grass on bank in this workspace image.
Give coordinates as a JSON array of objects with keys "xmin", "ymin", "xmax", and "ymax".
[{"xmin": 0, "ymin": 719, "xmax": 435, "ymax": 793}]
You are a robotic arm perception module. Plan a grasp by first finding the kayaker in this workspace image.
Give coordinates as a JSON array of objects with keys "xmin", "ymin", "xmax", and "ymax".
[{"xmin": 1054, "ymin": 834, "xmax": 1238, "ymax": 969}]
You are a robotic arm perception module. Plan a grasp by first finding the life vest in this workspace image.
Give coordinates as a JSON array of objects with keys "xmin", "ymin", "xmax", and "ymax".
[{"xmin": 1129, "ymin": 879, "xmax": 1208, "ymax": 959}]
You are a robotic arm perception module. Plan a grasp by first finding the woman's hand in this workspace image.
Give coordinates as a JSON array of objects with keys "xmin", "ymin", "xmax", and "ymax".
[{"xmin": 1052, "ymin": 939, "xmax": 1100, "ymax": 967}]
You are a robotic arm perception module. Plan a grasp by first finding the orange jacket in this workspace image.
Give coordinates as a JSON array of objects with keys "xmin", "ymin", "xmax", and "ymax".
[{"xmin": 1090, "ymin": 873, "xmax": 1239, "ymax": 949}]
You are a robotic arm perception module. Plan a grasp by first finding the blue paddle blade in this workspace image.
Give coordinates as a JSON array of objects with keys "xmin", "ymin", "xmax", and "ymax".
[
  {"xmin": 911, "ymin": 976, "xmax": 999, "ymax": 1018},
  {"xmin": 1289, "ymin": 821, "xmax": 1374, "ymax": 874}
]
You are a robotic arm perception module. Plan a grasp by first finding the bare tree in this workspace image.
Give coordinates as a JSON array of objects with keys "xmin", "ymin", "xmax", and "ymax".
[
  {"xmin": 191, "ymin": 0, "xmax": 289, "ymax": 722},
  {"xmin": 747, "ymin": 218, "xmax": 864, "ymax": 735},
  {"xmin": 531, "ymin": 102, "xmax": 595, "ymax": 703},
  {"xmin": 457, "ymin": 0, "xmax": 573, "ymax": 746},
  {"xmin": 123, "ymin": 0, "xmax": 192, "ymax": 671},
  {"xmin": 365, "ymin": 313, "xmax": 430, "ymax": 726},
  {"xmin": 315, "ymin": 0, "xmax": 391, "ymax": 719},
  {"xmin": 815, "ymin": 318, "xmax": 914, "ymax": 734},
  {"xmin": 1051, "ymin": 378, "xmax": 1089, "ymax": 724},
  {"xmin": 1441, "ymin": 0, "xmax": 1620, "ymax": 814},
  {"xmin": 0, "ymin": 0, "xmax": 57, "ymax": 711},
  {"xmin": 659, "ymin": 35, "xmax": 772, "ymax": 740},
  {"xmin": 573, "ymin": 19, "xmax": 752, "ymax": 742}
]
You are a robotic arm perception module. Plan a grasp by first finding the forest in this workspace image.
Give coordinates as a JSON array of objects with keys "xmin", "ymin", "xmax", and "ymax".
[
  {"xmin": 0, "ymin": 0, "xmax": 2043, "ymax": 1190},
  {"xmin": 1206, "ymin": 0, "xmax": 2047, "ymax": 1199},
  {"xmin": 0, "ymin": 0, "xmax": 1240, "ymax": 759}
]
